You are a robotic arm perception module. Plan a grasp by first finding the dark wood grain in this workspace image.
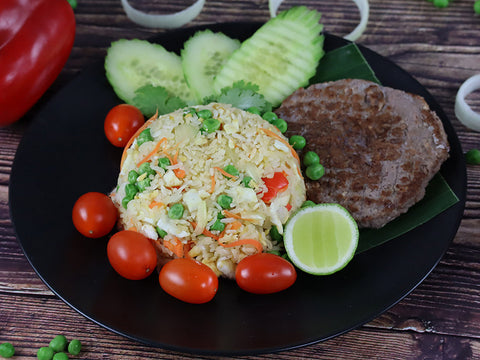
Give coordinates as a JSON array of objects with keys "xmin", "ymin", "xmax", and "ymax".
[{"xmin": 1, "ymin": 0, "xmax": 480, "ymax": 359}]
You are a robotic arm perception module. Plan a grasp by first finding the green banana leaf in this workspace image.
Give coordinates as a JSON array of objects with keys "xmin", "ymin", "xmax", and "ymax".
[{"xmin": 309, "ymin": 43, "xmax": 459, "ymax": 254}]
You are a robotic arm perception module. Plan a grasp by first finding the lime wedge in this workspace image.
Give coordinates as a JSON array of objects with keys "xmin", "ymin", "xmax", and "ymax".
[{"xmin": 284, "ymin": 203, "xmax": 359, "ymax": 275}]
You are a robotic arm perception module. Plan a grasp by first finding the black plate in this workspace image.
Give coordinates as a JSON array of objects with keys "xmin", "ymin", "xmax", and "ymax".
[{"xmin": 9, "ymin": 23, "xmax": 466, "ymax": 355}]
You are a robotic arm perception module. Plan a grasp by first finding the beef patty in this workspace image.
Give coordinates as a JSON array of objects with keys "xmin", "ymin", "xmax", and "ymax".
[{"xmin": 275, "ymin": 79, "xmax": 450, "ymax": 228}]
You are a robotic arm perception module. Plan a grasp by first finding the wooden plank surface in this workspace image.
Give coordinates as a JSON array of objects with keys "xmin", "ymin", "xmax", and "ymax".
[{"xmin": 1, "ymin": 0, "xmax": 480, "ymax": 359}]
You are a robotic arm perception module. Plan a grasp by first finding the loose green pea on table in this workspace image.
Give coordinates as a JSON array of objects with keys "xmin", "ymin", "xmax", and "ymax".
[{"xmin": 0, "ymin": 343, "xmax": 15, "ymax": 358}]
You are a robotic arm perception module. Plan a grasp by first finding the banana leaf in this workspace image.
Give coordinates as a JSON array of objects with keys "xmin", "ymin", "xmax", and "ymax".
[{"xmin": 309, "ymin": 43, "xmax": 459, "ymax": 253}]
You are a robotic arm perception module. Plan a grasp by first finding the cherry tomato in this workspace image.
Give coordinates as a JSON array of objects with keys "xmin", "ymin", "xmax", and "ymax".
[
  {"xmin": 159, "ymin": 258, "xmax": 218, "ymax": 304},
  {"xmin": 72, "ymin": 192, "xmax": 118, "ymax": 238},
  {"xmin": 261, "ymin": 172, "xmax": 289, "ymax": 203},
  {"xmin": 107, "ymin": 230, "xmax": 158, "ymax": 280},
  {"xmin": 104, "ymin": 104, "xmax": 144, "ymax": 147},
  {"xmin": 235, "ymin": 253, "xmax": 296, "ymax": 294}
]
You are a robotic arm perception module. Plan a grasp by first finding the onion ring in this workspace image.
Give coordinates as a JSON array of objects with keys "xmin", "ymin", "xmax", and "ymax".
[
  {"xmin": 121, "ymin": 0, "xmax": 206, "ymax": 29},
  {"xmin": 268, "ymin": 0, "xmax": 369, "ymax": 41},
  {"xmin": 455, "ymin": 74, "xmax": 480, "ymax": 132}
]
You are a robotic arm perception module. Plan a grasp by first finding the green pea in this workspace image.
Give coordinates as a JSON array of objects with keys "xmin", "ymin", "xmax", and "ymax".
[
  {"xmin": 475, "ymin": 0, "xmax": 480, "ymax": 14},
  {"xmin": 242, "ymin": 176, "xmax": 253, "ymax": 188},
  {"xmin": 137, "ymin": 178, "xmax": 151, "ymax": 192},
  {"xmin": 217, "ymin": 212, "xmax": 225, "ymax": 220},
  {"xmin": 301, "ymin": 200, "xmax": 316, "ymax": 208},
  {"xmin": 128, "ymin": 170, "xmax": 139, "ymax": 184},
  {"xmin": 269, "ymin": 226, "xmax": 283, "ymax": 242},
  {"xmin": 0, "ymin": 342, "xmax": 15, "ymax": 358},
  {"xmin": 125, "ymin": 183, "xmax": 139, "ymax": 198},
  {"xmin": 184, "ymin": 107, "xmax": 197, "ymax": 116},
  {"xmin": 197, "ymin": 109, "xmax": 213, "ymax": 119},
  {"xmin": 303, "ymin": 151, "xmax": 320, "ymax": 167},
  {"xmin": 52, "ymin": 353, "xmax": 69, "ymax": 360},
  {"xmin": 223, "ymin": 165, "xmax": 239, "ymax": 177},
  {"xmin": 66, "ymin": 0, "xmax": 77, "ymax": 9},
  {"xmin": 67, "ymin": 340, "xmax": 82, "ymax": 356},
  {"xmin": 217, "ymin": 194, "xmax": 233, "ymax": 209},
  {"xmin": 201, "ymin": 118, "xmax": 221, "ymax": 133},
  {"xmin": 158, "ymin": 157, "xmax": 171, "ymax": 170},
  {"xmin": 138, "ymin": 162, "xmax": 155, "ymax": 176},
  {"xmin": 433, "ymin": 0, "xmax": 448, "ymax": 7},
  {"xmin": 273, "ymin": 118, "xmax": 288, "ymax": 133},
  {"xmin": 262, "ymin": 111, "xmax": 278, "ymax": 123},
  {"xmin": 122, "ymin": 196, "xmax": 132, "ymax": 209},
  {"xmin": 37, "ymin": 346, "xmax": 54, "ymax": 360},
  {"xmin": 289, "ymin": 135, "xmax": 306, "ymax": 150},
  {"xmin": 137, "ymin": 128, "xmax": 153, "ymax": 146},
  {"xmin": 465, "ymin": 149, "xmax": 480, "ymax": 165},
  {"xmin": 156, "ymin": 227, "xmax": 167, "ymax": 238},
  {"xmin": 168, "ymin": 203, "xmax": 184, "ymax": 219},
  {"xmin": 306, "ymin": 163, "xmax": 325, "ymax": 180},
  {"xmin": 210, "ymin": 219, "xmax": 225, "ymax": 232},
  {"xmin": 49, "ymin": 335, "xmax": 67, "ymax": 352},
  {"xmin": 247, "ymin": 106, "xmax": 261, "ymax": 115}
]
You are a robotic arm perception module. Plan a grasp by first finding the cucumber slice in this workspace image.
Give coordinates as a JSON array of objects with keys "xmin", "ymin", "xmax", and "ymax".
[
  {"xmin": 105, "ymin": 39, "xmax": 194, "ymax": 104},
  {"xmin": 213, "ymin": 6, "xmax": 324, "ymax": 106},
  {"xmin": 181, "ymin": 30, "xmax": 241, "ymax": 102}
]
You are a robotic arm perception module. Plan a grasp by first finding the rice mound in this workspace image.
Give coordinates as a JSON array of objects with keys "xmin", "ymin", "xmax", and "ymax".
[{"xmin": 111, "ymin": 103, "xmax": 306, "ymax": 278}]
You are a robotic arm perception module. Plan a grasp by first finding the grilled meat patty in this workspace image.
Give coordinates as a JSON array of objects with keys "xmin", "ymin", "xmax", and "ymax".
[{"xmin": 275, "ymin": 79, "xmax": 450, "ymax": 228}]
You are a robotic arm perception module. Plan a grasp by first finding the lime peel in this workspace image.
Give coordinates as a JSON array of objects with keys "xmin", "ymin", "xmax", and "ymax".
[{"xmin": 284, "ymin": 203, "xmax": 359, "ymax": 275}]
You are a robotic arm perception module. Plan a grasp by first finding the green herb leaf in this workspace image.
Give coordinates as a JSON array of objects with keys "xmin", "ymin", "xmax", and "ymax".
[
  {"xmin": 203, "ymin": 81, "xmax": 272, "ymax": 113},
  {"xmin": 132, "ymin": 85, "xmax": 187, "ymax": 117},
  {"xmin": 311, "ymin": 43, "xmax": 380, "ymax": 84}
]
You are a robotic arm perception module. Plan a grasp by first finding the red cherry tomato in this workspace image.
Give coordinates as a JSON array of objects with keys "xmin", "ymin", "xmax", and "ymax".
[
  {"xmin": 159, "ymin": 258, "xmax": 218, "ymax": 304},
  {"xmin": 235, "ymin": 253, "xmax": 296, "ymax": 294},
  {"xmin": 72, "ymin": 192, "xmax": 118, "ymax": 238},
  {"xmin": 261, "ymin": 172, "xmax": 289, "ymax": 203},
  {"xmin": 107, "ymin": 230, "xmax": 158, "ymax": 280},
  {"xmin": 104, "ymin": 104, "xmax": 144, "ymax": 147}
]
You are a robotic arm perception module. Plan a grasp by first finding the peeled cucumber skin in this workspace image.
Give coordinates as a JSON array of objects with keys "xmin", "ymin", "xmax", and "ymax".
[
  {"xmin": 181, "ymin": 30, "xmax": 241, "ymax": 102},
  {"xmin": 105, "ymin": 39, "xmax": 195, "ymax": 104},
  {"xmin": 213, "ymin": 6, "xmax": 324, "ymax": 107}
]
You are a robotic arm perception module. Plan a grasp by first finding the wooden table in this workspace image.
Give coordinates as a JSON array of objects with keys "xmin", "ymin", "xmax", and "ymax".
[{"xmin": 1, "ymin": 0, "xmax": 479, "ymax": 358}]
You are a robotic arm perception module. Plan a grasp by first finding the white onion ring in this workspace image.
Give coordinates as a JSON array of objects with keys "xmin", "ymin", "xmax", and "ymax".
[
  {"xmin": 455, "ymin": 74, "xmax": 480, "ymax": 132},
  {"xmin": 268, "ymin": 0, "xmax": 369, "ymax": 42},
  {"xmin": 121, "ymin": 0, "xmax": 206, "ymax": 29}
]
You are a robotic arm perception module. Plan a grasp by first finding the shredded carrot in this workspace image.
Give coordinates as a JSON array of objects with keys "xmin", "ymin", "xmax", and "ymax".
[
  {"xmin": 127, "ymin": 226, "xmax": 137, "ymax": 232},
  {"xmin": 120, "ymin": 110, "xmax": 158, "ymax": 168},
  {"xmin": 149, "ymin": 200, "xmax": 164, "ymax": 209},
  {"xmin": 219, "ymin": 239, "xmax": 263, "ymax": 253},
  {"xmin": 213, "ymin": 166, "xmax": 238, "ymax": 180},
  {"xmin": 137, "ymin": 137, "xmax": 167, "ymax": 167},
  {"xmin": 209, "ymin": 174, "xmax": 216, "ymax": 194},
  {"xmin": 183, "ymin": 241, "xmax": 194, "ymax": 260},
  {"xmin": 189, "ymin": 221, "xmax": 220, "ymax": 241},
  {"xmin": 286, "ymin": 203, "xmax": 292, "ymax": 211},
  {"xmin": 228, "ymin": 221, "xmax": 242, "ymax": 230},
  {"xmin": 164, "ymin": 237, "xmax": 184, "ymax": 258},
  {"xmin": 173, "ymin": 148, "xmax": 179, "ymax": 164},
  {"xmin": 260, "ymin": 127, "xmax": 301, "ymax": 164},
  {"xmin": 173, "ymin": 168, "xmax": 186, "ymax": 179},
  {"xmin": 222, "ymin": 210, "xmax": 254, "ymax": 222}
]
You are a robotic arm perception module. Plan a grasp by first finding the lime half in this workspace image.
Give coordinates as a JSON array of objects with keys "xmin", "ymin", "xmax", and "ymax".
[{"xmin": 284, "ymin": 203, "xmax": 359, "ymax": 275}]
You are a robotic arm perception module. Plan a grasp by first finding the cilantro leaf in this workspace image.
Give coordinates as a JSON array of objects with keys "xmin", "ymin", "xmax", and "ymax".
[
  {"xmin": 132, "ymin": 85, "xmax": 187, "ymax": 117},
  {"xmin": 202, "ymin": 81, "xmax": 272, "ymax": 113}
]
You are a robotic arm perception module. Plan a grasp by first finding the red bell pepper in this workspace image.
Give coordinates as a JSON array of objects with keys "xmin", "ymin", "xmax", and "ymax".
[
  {"xmin": 0, "ymin": 0, "xmax": 75, "ymax": 126},
  {"xmin": 261, "ymin": 172, "xmax": 289, "ymax": 204}
]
